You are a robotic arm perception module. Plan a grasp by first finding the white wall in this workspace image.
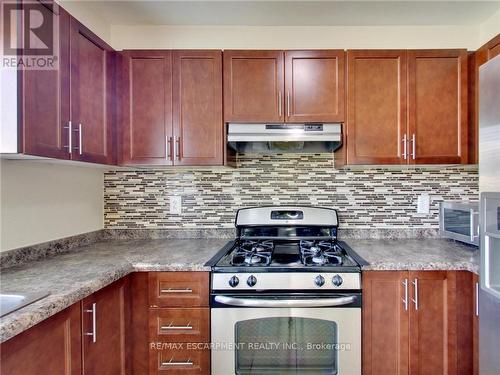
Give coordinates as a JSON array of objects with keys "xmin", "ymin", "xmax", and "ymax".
[
  {"xmin": 111, "ymin": 24, "xmax": 480, "ymax": 50},
  {"xmin": 59, "ymin": 0, "xmax": 112, "ymax": 45},
  {"xmin": 0, "ymin": 160, "xmax": 104, "ymax": 252},
  {"xmin": 479, "ymin": 7, "xmax": 500, "ymax": 47}
]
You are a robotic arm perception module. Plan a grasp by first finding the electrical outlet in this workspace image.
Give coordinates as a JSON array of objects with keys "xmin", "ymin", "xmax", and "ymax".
[
  {"xmin": 169, "ymin": 196, "xmax": 182, "ymax": 215},
  {"xmin": 417, "ymin": 194, "xmax": 430, "ymax": 214}
]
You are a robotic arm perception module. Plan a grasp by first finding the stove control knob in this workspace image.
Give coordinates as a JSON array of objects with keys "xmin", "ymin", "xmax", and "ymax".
[
  {"xmin": 229, "ymin": 276, "xmax": 239, "ymax": 288},
  {"xmin": 314, "ymin": 275, "xmax": 325, "ymax": 287},
  {"xmin": 332, "ymin": 274, "xmax": 343, "ymax": 287},
  {"xmin": 247, "ymin": 275, "xmax": 257, "ymax": 287}
]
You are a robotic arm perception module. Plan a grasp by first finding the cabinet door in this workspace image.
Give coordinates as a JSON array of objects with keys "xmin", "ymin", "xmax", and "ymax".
[
  {"xmin": 285, "ymin": 50, "xmax": 345, "ymax": 123},
  {"xmin": 472, "ymin": 273, "xmax": 479, "ymax": 375},
  {"xmin": 82, "ymin": 278, "xmax": 128, "ymax": 375},
  {"xmin": 408, "ymin": 50, "xmax": 468, "ymax": 164},
  {"xmin": 408, "ymin": 271, "xmax": 457, "ymax": 375},
  {"xmin": 70, "ymin": 18, "xmax": 115, "ymax": 164},
  {"xmin": 121, "ymin": 51, "xmax": 173, "ymax": 165},
  {"xmin": 362, "ymin": 271, "xmax": 409, "ymax": 375},
  {"xmin": 223, "ymin": 50, "xmax": 284, "ymax": 122},
  {"xmin": 0, "ymin": 303, "xmax": 81, "ymax": 375},
  {"xmin": 20, "ymin": 2, "xmax": 70, "ymax": 159},
  {"xmin": 346, "ymin": 50, "xmax": 407, "ymax": 164},
  {"xmin": 172, "ymin": 50, "xmax": 223, "ymax": 166}
]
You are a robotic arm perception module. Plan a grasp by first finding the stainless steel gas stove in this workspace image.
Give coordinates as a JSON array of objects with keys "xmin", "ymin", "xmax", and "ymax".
[{"xmin": 205, "ymin": 206, "xmax": 367, "ymax": 375}]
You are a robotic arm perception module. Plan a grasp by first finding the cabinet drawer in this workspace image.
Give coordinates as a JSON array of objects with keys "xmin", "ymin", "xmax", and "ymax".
[
  {"xmin": 150, "ymin": 348, "xmax": 209, "ymax": 375},
  {"xmin": 149, "ymin": 272, "xmax": 209, "ymax": 307},
  {"xmin": 149, "ymin": 308, "xmax": 209, "ymax": 343}
]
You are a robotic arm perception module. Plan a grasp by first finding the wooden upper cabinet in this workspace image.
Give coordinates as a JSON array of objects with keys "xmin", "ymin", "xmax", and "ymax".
[
  {"xmin": 82, "ymin": 278, "xmax": 128, "ymax": 375},
  {"xmin": 121, "ymin": 51, "xmax": 173, "ymax": 165},
  {"xmin": 408, "ymin": 50, "xmax": 468, "ymax": 164},
  {"xmin": 346, "ymin": 50, "xmax": 407, "ymax": 164},
  {"xmin": 223, "ymin": 50, "xmax": 284, "ymax": 122},
  {"xmin": 70, "ymin": 18, "xmax": 115, "ymax": 165},
  {"xmin": 173, "ymin": 50, "xmax": 223, "ymax": 166},
  {"xmin": 285, "ymin": 50, "xmax": 345, "ymax": 123},
  {"xmin": 363, "ymin": 271, "xmax": 409, "ymax": 375},
  {"xmin": 20, "ymin": 2, "xmax": 70, "ymax": 159},
  {"xmin": 0, "ymin": 303, "xmax": 82, "ymax": 375}
]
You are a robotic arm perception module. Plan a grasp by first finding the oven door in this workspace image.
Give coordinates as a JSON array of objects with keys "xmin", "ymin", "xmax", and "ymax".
[{"xmin": 211, "ymin": 295, "xmax": 360, "ymax": 375}]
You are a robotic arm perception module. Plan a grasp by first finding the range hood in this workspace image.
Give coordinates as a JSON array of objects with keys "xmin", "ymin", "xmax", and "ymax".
[{"xmin": 227, "ymin": 123, "xmax": 342, "ymax": 154}]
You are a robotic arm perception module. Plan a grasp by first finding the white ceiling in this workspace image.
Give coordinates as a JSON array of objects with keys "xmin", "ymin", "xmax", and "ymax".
[{"xmin": 78, "ymin": 0, "xmax": 500, "ymax": 26}]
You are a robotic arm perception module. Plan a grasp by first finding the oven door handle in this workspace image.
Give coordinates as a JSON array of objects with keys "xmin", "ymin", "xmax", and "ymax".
[{"xmin": 214, "ymin": 295, "xmax": 357, "ymax": 307}]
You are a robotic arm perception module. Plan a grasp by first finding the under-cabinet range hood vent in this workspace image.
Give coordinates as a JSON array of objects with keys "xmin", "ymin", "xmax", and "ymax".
[{"xmin": 227, "ymin": 123, "xmax": 342, "ymax": 154}]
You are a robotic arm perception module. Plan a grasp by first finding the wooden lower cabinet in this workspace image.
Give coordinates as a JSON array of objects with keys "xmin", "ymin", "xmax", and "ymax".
[
  {"xmin": 363, "ymin": 270, "xmax": 473, "ymax": 375},
  {"xmin": 149, "ymin": 308, "xmax": 210, "ymax": 374},
  {"xmin": 472, "ymin": 273, "xmax": 479, "ymax": 375},
  {"xmin": 0, "ymin": 303, "xmax": 82, "ymax": 375},
  {"xmin": 82, "ymin": 277, "xmax": 129, "ymax": 375},
  {"xmin": 148, "ymin": 272, "xmax": 210, "ymax": 375}
]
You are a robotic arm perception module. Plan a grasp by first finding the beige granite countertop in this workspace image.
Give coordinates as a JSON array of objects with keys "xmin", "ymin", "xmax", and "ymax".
[{"xmin": 0, "ymin": 237, "xmax": 478, "ymax": 343}]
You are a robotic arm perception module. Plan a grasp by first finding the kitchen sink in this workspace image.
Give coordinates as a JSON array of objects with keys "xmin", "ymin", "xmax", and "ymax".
[{"xmin": 0, "ymin": 292, "xmax": 50, "ymax": 317}]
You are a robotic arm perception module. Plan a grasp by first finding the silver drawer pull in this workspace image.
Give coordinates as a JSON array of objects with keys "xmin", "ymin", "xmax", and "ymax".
[
  {"xmin": 84, "ymin": 303, "xmax": 97, "ymax": 343},
  {"xmin": 402, "ymin": 278, "xmax": 409, "ymax": 311},
  {"xmin": 161, "ymin": 322, "xmax": 192, "ymax": 330},
  {"xmin": 161, "ymin": 359, "xmax": 193, "ymax": 366},
  {"xmin": 161, "ymin": 288, "xmax": 193, "ymax": 293}
]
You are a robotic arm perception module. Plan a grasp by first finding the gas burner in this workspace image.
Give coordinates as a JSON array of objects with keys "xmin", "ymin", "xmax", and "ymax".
[
  {"xmin": 300, "ymin": 240, "xmax": 343, "ymax": 266},
  {"xmin": 231, "ymin": 240, "xmax": 274, "ymax": 266}
]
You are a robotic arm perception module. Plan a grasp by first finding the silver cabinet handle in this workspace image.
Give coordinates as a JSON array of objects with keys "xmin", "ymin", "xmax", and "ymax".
[
  {"xmin": 63, "ymin": 121, "xmax": 72, "ymax": 154},
  {"xmin": 166, "ymin": 136, "xmax": 172, "ymax": 160},
  {"xmin": 214, "ymin": 295, "xmax": 356, "ymax": 307},
  {"xmin": 411, "ymin": 133, "xmax": 416, "ymax": 160},
  {"xmin": 278, "ymin": 91, "xmax": 282, "ymax": 117},
  {"xmin": 161, "ymin": 359, "xmax": 193, "ymax": 366},
  {"xmin": 160, "ymin": 288, "xmax": 193, "ymax": 293},
  {"xmin": 402, "ymin": 278, "xmax": 409, "ymax": 311},
  {"xmin": 161, "ymin": 322, "xmax": 192, "ymax": 330},
  {"xmin": 402, "ymin": 134, "xmax": 407, "ymax": 160},
  {"xmin": 84, "ymin": 302, "xmax": 97, "ymax": 343},
  {"xmin": 412, "ymin": 278, "xmax": 418, "ymax": 310},
  {"xmin": 286, "ymin": 91, "xmax": 291, "ymax": 117},
  {"xmin": 475, "ymin": 282, "xmax": 479, "ymax": 317},
  {"xmin": 73, "ymin": 123, "xmax": 83, "ymax": 155},
  {"xmin": 175, "ymin": 137, "xmax": 181, "ymax": 160}
]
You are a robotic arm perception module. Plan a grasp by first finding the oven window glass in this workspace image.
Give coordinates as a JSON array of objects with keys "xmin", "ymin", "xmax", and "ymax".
[
  {"xmin": 235, "ymin": 317, "xmax": 338, "ymax": 374},
  {"xmin": 443, "ymin": 208, "xmax": 471, "ymax": 236}
]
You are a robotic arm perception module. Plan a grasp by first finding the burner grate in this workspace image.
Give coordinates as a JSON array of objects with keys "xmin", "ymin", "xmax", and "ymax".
[
  {"xmin": 299, "ymin": 240, "xmax": 344, "ymax": 266},
  {"xmin": 231, "ymin": 240, "xmax": 274, "ymax": 266}
]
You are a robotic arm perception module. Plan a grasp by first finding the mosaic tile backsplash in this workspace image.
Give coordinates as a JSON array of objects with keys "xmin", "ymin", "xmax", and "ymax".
[{"xmin": 104, "ymin": 154, "xmax": 478, "ymax": 229}]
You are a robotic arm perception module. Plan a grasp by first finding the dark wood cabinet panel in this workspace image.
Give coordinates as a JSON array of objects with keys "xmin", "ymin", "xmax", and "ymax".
[
  {"xmin": 149, "ymin": 308, "xmax": 209, "ymax": 343},
  {"xmin": 363, "ymin": 271, "xmax": 474, "ymax": 375},
  {"xmin": 346, "ymin": 50, "xmax": 407, "ymax": 164},
  {"xmin": 172, "ymin": 50, "xmax": 223, "ymax": 166},
  {"xmin": 82, "ymin": 278, "xmax": 128, "ymax": 375},
  {"xmin": 408, "ymin": 50, "xmax": 468, "ymax": 164},
  {"xmin": 223, "ymin": 50, "xmax": 284, "ymax": 122},
  {"xmin": 362, "ymin": 271, "xmax": 409, "ymax": 375},
  {"xmin": 149, "ymin": 272, "xmax": 209, "ymax": 308},
  {"xmin": 151, "ymin": 348, "xmax": 210, "ymax": 375},
  {"xmin": 285, "ymin": 50, "xmax": 345, "ymax": 122},
  {"xmin": 19, "ymin": 2, "xmax": 70, "ymax": 159},
  {"xmin": 121, "ymin": 50, "xmax": 173, "ymax": 165},
  {"xmin": 408, "ymin": 271, "xmax": 458, "ymax": 375},
  {"xmin": 472, "ymin": 273, "xmax": 479, "ymax": 375},
  {"xmin": 70, "ymin": 18, "xmax": 115, "ymax": 165},
  {"xmin": 0, "ymin": 303, "xmax": 82, "ymax": 375}
]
